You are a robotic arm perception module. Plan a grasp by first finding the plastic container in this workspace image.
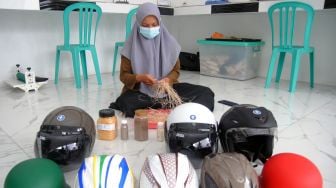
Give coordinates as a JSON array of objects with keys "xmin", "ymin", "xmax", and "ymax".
[
  {"xmin": 134, "ymin": 109, "xmax": 170, "ymax": 129},
  {"xmin": 134, "ymin": 110, "xmax": 148, "ymax": 141},
  {"xmin": 97, "ymin": 109, "xmax": 117, "ymax": 140},
  {"xmin": 197, "ymin": 39, "xmax": 264, "ymax": 80},
  {"xmin": 120, "ymin": 119, "xmax": 128, "ymax": 140},
  {"xmin": 157, "ymin": 122, "xmax": 165, "ymax": 142},
  {"xmin": 147, "ymin": 109, "xmax": 170, "ymax": 129}
]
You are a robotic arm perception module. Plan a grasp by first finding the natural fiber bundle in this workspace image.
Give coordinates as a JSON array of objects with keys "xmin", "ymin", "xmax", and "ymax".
[{"xmin": 152, "ymin": 81, "xmax": 183, "ymax": 109}]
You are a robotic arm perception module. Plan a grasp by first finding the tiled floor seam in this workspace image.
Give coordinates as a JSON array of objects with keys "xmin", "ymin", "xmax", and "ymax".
[{"xmin": 0, "ymin": 126, "xmax": 32, "ymax": 159}]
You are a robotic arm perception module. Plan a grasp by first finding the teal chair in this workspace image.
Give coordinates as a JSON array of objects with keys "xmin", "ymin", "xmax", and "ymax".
[
  {"xmin": 55, "ymin": 3, "xmax": 102, "ymax": 88},
  {"xmin": 112, "ymin": 7, "xmax": 138, "ymax": 76},
  {"xmin": 264, "ymin": 1, "xmax": 315, "ymax": 92}
]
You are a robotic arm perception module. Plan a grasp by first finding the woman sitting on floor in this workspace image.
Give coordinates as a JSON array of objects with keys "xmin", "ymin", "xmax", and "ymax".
[{"xmin": 110, "ymin": 3, "xmax": 214, "ymax": 117}]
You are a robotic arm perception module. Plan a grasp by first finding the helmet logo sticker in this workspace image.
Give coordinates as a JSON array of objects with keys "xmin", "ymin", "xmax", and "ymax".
[
  {"xmin": 176, "ymin": 133, "xmax": 185, "ymax": 138},
  {"xmin": 253, "ymin": 109, "xmax": 262, "ymax": 115},
  {"xmin": 56, "ymin": 114, "xmax": 65, "ymax": 121},
  {"xmin": 190, "ymin": 115, "xmax": 196, "ymax": 120}
]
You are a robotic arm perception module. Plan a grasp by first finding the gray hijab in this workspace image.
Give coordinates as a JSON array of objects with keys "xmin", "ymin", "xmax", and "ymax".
[{"xmin": 120, "ymin": 3, "xmax": 181, "ymax": 97}]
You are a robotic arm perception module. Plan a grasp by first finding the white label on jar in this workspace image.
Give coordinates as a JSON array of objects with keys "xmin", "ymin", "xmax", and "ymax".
[{"xmin": 97, "ymin": 124, "xmax": 115, "ymax": 131}]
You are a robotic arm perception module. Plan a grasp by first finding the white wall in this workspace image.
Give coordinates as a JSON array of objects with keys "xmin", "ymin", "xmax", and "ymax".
[
  {"xmin": 0, "ymin": 9, "xmax": 127, "ymax": 84},
  {"xmin": 0, "ymin": 9, "xmax": 335, "ymax": 86},
  {"xmin": 168, "ymin": 9, "xmax": 336, "ymax": 86},
  {"xmin": 0, "ymin": 9, "xmax": 174, "ymax": 86}
]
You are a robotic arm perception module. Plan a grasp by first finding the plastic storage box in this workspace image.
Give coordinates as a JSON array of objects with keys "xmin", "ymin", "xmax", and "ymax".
[{"xmin": 197, "ymin": 39, "xmax": 264, "ymax": 80}]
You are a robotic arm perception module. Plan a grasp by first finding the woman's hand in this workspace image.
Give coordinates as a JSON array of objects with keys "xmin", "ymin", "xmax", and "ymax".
[
  {"xmin": 136, "ymin": 74, "xmax": 157, "ymax": 86},
  {"xmin": 159, "ymin": 77, "xmax": 170, "ymax": 84}
]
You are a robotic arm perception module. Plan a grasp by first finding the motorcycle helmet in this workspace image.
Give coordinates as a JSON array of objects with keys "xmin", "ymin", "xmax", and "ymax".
[
  {"xmin": 166, "ymin": 103, "xmax": 217, "ymax": 168},
  {"xmin": 75, "ymin": 154, "xmax": 134, "ymax": 188},
  {"xmin": 140, "ymin": 153, "xmax": 198, "ymax": 188},
  {"xmin": 201, "ymin": 153, "xmax": 259, "ymax": 188},
  {"xmin": 35, "ymin": 106, "xmax": 96, "ymax": 172},
  {"xmin": 218, "ymin": 104, "xmax": 277, "ymax": 163},
  {"xmin": 4, "ymin": 158, "xmax": 69, "ymax": 188},
  {"xmin": 260, "ymin": 153, "xmax": 323, "ymax": 188}
]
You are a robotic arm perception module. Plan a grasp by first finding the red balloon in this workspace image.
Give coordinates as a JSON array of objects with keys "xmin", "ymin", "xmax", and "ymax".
[{"xmin": 260, "ymin": 153, "xmax": 323, "ymax": 188}]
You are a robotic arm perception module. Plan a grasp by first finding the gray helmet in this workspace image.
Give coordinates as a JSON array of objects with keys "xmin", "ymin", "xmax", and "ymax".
[
  {"xmin": 35, "ymin": 106, "xmax": 96, "ymax": 172},
  {"xmin": 201, "ymin": 153, "xmax": 259, "ymax": 188}
]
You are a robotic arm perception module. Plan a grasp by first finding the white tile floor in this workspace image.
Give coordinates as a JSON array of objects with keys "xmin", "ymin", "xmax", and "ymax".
[{"xmin": 1, "ymin": 71, "xmax": 336, "ymax": 187}]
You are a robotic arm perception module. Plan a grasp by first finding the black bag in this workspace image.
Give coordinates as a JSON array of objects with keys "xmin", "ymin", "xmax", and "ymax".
[{"xmin": 179, "ymin": 52, "xmax": 200, "ymax": 71}]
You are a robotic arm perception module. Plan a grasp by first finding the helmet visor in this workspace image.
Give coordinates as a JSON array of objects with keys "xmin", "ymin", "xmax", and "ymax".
[
  {"xmin": 35, "ymin": 126, "xmax": 90, "ymax": 172},
  {"xmin": 225, "ymin": 127, "xmax": 277, "ymax": 143},
  {"xmin": 168, "ymin": 122, "xmax": 217, "ymax": 149},
  {"xmin": 224, "ymin": 127, "xmax": 277, "ymax": 162}
]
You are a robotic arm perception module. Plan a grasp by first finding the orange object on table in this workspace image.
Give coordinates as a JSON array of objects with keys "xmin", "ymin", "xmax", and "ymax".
[
  {"xmin": 211, "ymin": 32, "xmax": 225, "ymax": 39},
  {"xmin": 135, "ymin": 109, "xmax": 171, "ymax": 129}
]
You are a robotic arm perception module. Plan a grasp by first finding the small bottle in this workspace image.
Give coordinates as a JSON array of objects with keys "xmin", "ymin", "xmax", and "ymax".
[
  {"xmin": 97, "ymin": 109, "xmax": 117, "ymax": 141},
  {"xmin": 120, "ymin": 119, "xmax": 128, "ymax": 140},
  {"xmin": 157, "ymin": 121, "xmax": 165, "ymax": 142},
  {"xmin": 134, "ymin": 110, "xmax": 148, "ymax": 141}
]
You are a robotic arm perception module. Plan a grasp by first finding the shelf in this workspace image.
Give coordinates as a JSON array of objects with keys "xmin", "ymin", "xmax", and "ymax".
[
  {"xmin": 0, "ymin": 0, "xmax": 333, "ymax": 15},
  {"xmin": 325, "ymin": 0, "xmax": 336, "ymax": 9},
  {"xmin": 0, "ymin": 0, "xmax": 39, "ymax": 10},
  {"xmin": 211, "ymin": 2, "xmax": 258, "ymax": 14},
  {"xmin": 158, "ymin": 6, "xmax": 174, "ymax": 15},
  {"xmin": 96, "ymin": 2, "xmax": 138, "ymax": 14},
  {"xmin": 258, "ymin": 0, "xmax": 325, "ymax": 12},
  {"xmin": 174, "ymin": 5, "xmax": 211, "ymax": 16}
]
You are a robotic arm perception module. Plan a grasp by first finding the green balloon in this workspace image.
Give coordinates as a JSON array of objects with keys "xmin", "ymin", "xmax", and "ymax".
[{"xmin": 4, "ymin": 158, "xmax": 69, "ymax": 188}]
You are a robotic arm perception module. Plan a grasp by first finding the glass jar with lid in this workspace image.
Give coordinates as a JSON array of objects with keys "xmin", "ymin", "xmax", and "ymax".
[
  {"xmin": 97, "ymin": 109, "xmax": 117, "ymax": 140},
  {"xmin": 157, "ymin": 121, "xmax": 165, "ymax": 142},
  {"xmin": 134, "ymin": 109, "xmax": 148, "ymax": 141},
  {"xmin": 120, "ymin": 119, "xmax": 128, "ymax": 140}
]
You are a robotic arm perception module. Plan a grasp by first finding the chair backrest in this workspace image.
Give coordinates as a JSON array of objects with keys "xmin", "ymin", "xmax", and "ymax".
[
  {"xmin": 268, "ymin": 1, "xmax": 314, "ymax": 48},
  {"xmin": 125, "ymin": 7, "xmax": 138, "ymax": 41},
  {"xmin": 63, "ymin": 3, "xmax": 102, "ymax": 47}
]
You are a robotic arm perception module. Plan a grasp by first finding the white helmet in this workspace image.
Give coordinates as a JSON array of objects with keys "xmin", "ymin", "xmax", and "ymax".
[
  {"xmin": 75, "ymin": 154, "xmax": 134, "ymax": 188},
  {"xmin": 167, "ymin": 103, "xmax": 216, "ymax": 130},
  {"xmin": 166, "ymin": 103, "xmax": 218, "ymax": 168},
  {"xmin": 140, "ymin": 153, "xmax": 199, "ymax": 188}
]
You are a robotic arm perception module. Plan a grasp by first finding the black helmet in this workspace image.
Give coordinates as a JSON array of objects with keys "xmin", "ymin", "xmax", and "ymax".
[
  {"xmin": 218, "ymin": 104, "xmax": 277, "ymax": 163},
  {"xmin": 35, "ymin": 106, "xmax": 95, "ymax": 172},
  {"xmin": 166, "ymin": 103, "xmax": 218, "ymax": 168}
]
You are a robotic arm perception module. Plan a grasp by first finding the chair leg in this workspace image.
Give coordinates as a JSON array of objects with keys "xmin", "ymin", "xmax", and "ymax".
[
  {"xmin": 80, "ymin": 50, "xmax": 88, "ymax": 80},
  {"xmin": 289, "ymin": 51, "xmax": 302, "ymax": 93},
  {"xmin": 309, "ymin": 51, "xmax": 314, "ymax": 88},
  {"xmin": 112, "ymin": 44, "xmax": 120, "ymax": 77},
  {"xmin": 265, "ymin": 50, "xmax": 278, "ymax": 88},
  {"xmin": 275, "ymin": 52, "xmax": 286, "ymax": 83},
  {"xmin": 91, "ymin": 48, "xmax": 102, "ymax": 85},
  {"xmin": 54, "ymin": 49, "xmax": 61, "ymax": 84},
  {"xmin": 71, "ymin": 49, "xmax": 81, "ymax": 88}
]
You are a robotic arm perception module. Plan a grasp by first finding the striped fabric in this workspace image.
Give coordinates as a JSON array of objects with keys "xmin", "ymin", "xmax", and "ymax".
[{"xmin": 76, "ymin": 154, "xmax": 134, "ymax": 188}]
